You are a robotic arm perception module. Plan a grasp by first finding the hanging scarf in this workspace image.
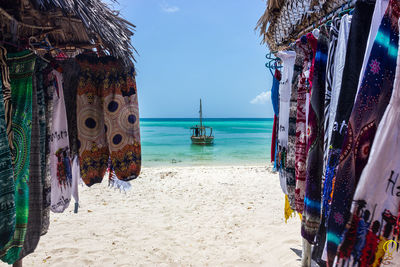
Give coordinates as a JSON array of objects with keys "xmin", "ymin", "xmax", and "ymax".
[
  {"xmin": 0, "ymin": 72, "xmax": 15, "ymax": 250},
  {"xmin": 294, "ymin": 35, "xmax": 315, "ymax": 214},
  {"xmin": 301, "ymin": 26, "xmax": 329, "ymax": 244},
  {"xmin": 0, "ymin": 50, "xmax": 35, "ymax": 264},
  {"xmin": 326, "ymin": 1, "xmax": 399, "ymax": 263}
]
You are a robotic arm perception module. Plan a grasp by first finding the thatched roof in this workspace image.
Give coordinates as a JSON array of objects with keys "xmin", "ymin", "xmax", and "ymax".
[
  {"xmin": 0, "ymin": 0, "xmax": 136, "ymax": 65},
  {"xmin": 256, "ymin": 0, "xmax": 355, "ymax": 51}
]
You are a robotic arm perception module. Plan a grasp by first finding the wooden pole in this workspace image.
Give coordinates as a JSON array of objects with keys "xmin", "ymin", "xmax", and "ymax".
[{"xmin": 13, "ymin": 260, "xmax": 22, "ymax": 267}]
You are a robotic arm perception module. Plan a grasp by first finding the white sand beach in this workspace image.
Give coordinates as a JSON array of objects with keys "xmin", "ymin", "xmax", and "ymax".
[{"xmin": 19, "ymin": 165, "xmax": 302, "ymax": 266}]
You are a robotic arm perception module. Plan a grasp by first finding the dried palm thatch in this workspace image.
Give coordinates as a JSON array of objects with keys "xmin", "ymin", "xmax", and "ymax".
[
  {"xmin": 0, "ymin": 0, "xmax": 136, "ymax": 65},
  {"xmin": 256, "ymin": 0, "xmax": 355, "ymax": 51}
]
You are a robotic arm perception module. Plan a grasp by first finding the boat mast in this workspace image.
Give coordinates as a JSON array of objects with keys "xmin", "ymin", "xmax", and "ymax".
[{"xmin": 199, "ymin": 99, "xmax": 203, "ymax": 131}]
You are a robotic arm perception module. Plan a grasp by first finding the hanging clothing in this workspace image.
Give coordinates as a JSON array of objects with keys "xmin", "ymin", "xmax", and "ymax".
[
  {"xmin": 0, "ymin": 46, "xmax": 12, "ymax": 151},
  {"xmin": 301, "ymin": 26, "xmax": 329, "ymax": 244},
  {"xmin": 271, "ymin": 69, "xmax": 280, "ymax": 116},
  {"xmin": 0, "ymin": 72, "xmax": 15, "ymax": 249},
  {"xmin": 19, "ymin": 62, "xmax": 43, "ymax": 259},
  {"xmin": 33, "ymin": 59, "xmax": 50, "ymax": 236},
  {"xmin": 270, "ymin": 69, "xmax": 280, "ymax": 165},
  {"xmin": 49, "ymin": 69, "xmax": 72, "ymax": 213},
  {"xmin": 356, "ymin": 0, "xmax": 390, "ymax": 99},
  {"xmin": 322, "ymin": 13, "xmax": 353, "ymax": 218},
  {"xmin": 326, "ymin": 1, "xmax": 399, "ymax": 263},
  {"xmin": 286, "ymin": 41, "xmax": 306, "ymax": 210},
  {"xmin": 0, "ymin": 50, "xmax": 35, "ymax": 265},
  {"xmin": 42, "ymin": 65, "xmax": 54, "ymax": 235},
  {"xmin": 323, "ymin": 2, "xmax": 376, "ymax": 253},
  {"xmin": 276, "ymin": 50, "xmax": 296, "ymax": 195},
  {"xmin": 294, "ymin": 35, "xmax": 315, "ymax": 214},
  {"xmin": 312, "ymin": 14, "xmax": 354, "ymax": 265},
  {"xmin": 60, "ymin": 59, "xmax": 81, "ymax": 157},
  {"xmin": 271, "ymin": 115, "xmax": 277, "ymax": 163},
  {"xmin": 323, "ymin": 16, "xmax": 341, "ymax": 180},
  {"xmin": 71, "ymin": 155, "xmax": 80, "ymax": 211},
  {"xmin": 76, "ymin": 55, "xmax": 141, "ymax": 186},
  {"xmin": 335, "ymin": 17, "xmax": 400, "ymax": 266}
]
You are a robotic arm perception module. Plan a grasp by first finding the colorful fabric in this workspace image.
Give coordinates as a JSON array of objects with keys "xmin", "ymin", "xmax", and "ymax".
[
  {"xmin": 19, "ymin": 63, "xmax": 43, "ymax": 259},
  {"xmin": 301, "ymin": 26, "xmax": 329, "ymax": 244},
  {"xmin": 326, "ymin": 1, "xmax": 399, "ymax": 263},
  {"xmin": 49, "ymin": 69, "xmax": 72, "ymax": 213},
  {"xmin": 356, "ymin": 0, "xmax": 390, "ymax": 99},
  {"xmin": 321, "ymin": 14, "xmax": 353, "ymax": 219},
  {"xmin": 323, "ymin": 2, "xmax": 376, "ymax": 254},
  {"xmin": 276, "ymin": 51, "xmax": 296, "ymax": 195},
  {"xmin": 271, "ymin": 69, "xmax": 280, "ymax": 116},
  {"xmin": 294, "ymin": 35, "xmax": 314, "ymax": 214},
  {"xmin": 76, "ymin": 55, "xmax": 141, "ymax": 186},
  {"xmin": 0, "ymin": 50, "xmax": 35, "ymax": 264},
  {"xmin": 0, "ymin": 46, "xmax": 12, "ymax": 152},
  {"xmin": 0, "ymin": 72, "xmax": 15, "ymax": 249},
  {"xmin": 286, "ymin": 42, "xmax": 305, "ymax": 210}
]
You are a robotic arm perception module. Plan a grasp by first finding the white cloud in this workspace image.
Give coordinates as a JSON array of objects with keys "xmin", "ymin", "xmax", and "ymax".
[
  {"xmin": 250, "ymin": 91, "xmax": 271, "ymax": 105},
  {"xmin": 161, "ymin": 2, "xmax": 180, "ymax": 13}
]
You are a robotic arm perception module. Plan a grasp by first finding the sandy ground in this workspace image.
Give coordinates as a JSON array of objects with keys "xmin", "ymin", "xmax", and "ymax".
[{"xmin": 14, "ymin": 165, "xmax": 302, "ymax": 266}]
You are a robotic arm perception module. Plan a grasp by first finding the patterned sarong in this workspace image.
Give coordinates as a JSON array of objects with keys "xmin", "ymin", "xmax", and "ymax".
[
  {"xmin": 19, "ymin": 58, "xmax": 45, "ymax": 259},
  {"xmin": 0, "ymin": 50, "xmax": 35, "ymax": 264}
]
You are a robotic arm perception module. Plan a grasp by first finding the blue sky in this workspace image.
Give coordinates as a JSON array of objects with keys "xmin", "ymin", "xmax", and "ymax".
[{"xmin": 111, "ymin": 0, "xmax": 273, "ymax": 118}]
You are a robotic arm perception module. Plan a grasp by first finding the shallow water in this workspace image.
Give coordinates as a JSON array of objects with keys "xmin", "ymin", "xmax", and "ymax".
[{"xmin": 140, "ymin": 118, "xmax": 273, "ymax": 167}]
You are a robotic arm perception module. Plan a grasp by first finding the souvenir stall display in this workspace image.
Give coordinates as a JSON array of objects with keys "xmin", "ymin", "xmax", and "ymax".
[
  {"xmin": 258, "ymin": 0, "xmax": 400, "ymax": 266},
  {"xmin": 0, "ymin": 0, "xmax": 141, "ymax": 265}
]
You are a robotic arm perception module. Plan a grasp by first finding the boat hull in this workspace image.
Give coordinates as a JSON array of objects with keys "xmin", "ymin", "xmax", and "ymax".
[{"xmin": 191, "ymin": 136, "xmax": 214, "ymax": 145}]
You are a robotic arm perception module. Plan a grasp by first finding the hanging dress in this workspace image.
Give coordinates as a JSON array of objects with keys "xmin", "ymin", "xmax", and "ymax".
[
  {"xmin": 326, "ymin": 1, "xmax": 400, "ymax": 263},
  {"xmin": 276, "ymin": 51, "xmax": 296, "ymax": 195},
  {"xmin": 0, "ymin": 50, "xmax": 35, "ymax": 264},
  {"xmin": 335, "ymin": 16, "xmax": 400, "ymax": 267}
]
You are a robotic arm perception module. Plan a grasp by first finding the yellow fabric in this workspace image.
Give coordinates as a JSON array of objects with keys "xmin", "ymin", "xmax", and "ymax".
[
  {"xmin": 284, "ymin": 195, "xmax": 295, "ymax": 223},
  {"xmin": 372, "ymin": 237, "xmax": 388, "ymax": 267}
]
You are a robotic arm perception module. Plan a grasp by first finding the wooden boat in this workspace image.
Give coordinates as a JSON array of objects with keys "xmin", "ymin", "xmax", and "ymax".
[{"xmin": 191, "ymin": 99, "xmax": 214, "ymax": 145}]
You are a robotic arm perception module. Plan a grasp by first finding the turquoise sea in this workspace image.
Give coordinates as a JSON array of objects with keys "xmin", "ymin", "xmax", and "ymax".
[{"xmin": 140, "ymin": 118, "xmax": 274, "ymax": 167}]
